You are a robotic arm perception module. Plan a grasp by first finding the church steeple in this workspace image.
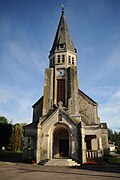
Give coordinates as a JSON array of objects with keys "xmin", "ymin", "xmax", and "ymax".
[
  {"xmin": 42, "ymin": 7, "xmax": 79, "ymax": 113},
  {"xmin": 50, "ymin": 7, "xmax": 76, "ymax": 56}
]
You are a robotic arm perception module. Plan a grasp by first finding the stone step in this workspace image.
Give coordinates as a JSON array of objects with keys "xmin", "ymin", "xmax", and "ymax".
[{"xmin": 44, "ymin": 158, "xmax": 80, "ymax": 166}]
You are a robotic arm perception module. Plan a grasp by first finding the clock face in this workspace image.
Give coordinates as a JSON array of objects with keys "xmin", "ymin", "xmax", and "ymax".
[{"xmin": 57, "ymin": 69, "xmax": 65, "ymax": 77}]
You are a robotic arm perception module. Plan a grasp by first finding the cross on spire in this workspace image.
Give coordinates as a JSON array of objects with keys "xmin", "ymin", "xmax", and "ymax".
[{"xmin": 61, "ymin": 4, "xmax": 64, "ymax": 14}]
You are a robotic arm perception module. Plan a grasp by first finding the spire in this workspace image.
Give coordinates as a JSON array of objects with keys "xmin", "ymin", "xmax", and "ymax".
[{"xmin": 50, "ymin": 7, "xmax": 75, "ymax": 55}]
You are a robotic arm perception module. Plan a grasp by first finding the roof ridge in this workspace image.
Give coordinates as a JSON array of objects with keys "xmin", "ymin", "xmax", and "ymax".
[{"xmin": 78, "ymin": 89, "xmax": 98, "ymax": 105}]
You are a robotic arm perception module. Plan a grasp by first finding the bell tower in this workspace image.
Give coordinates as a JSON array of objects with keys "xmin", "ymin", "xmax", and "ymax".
[{"xmin": 42, "ymin": 7, "xmax": 79, "ymax": 115}]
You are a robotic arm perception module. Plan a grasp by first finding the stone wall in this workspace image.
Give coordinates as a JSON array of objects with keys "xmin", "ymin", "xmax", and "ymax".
[
  {"xmin": 67, "ymin": 67, "xmax": 79, "ymax": 114},
  {"xmin": 33, "ymin": 98, "xmax": 43, "ymax": 123},
  {"xmin": 101, "ymin": 129, "xmax": 109, "ymax": 151},
  {"xmin": 42, "ymin": 68, "xmax": 54, "ymax": 115},
  {"xmin": 78, "ymin": 94, "xmax": 98, "ymax": 123}
]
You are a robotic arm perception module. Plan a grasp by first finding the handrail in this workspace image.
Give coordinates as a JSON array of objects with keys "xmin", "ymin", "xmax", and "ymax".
[{"xmin": 86, "ymin": 150, "xmax": 98, "ymax": 158}]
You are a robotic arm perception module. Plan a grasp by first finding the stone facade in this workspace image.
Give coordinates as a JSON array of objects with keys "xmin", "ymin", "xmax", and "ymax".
[{"xmin": 23, "ymin": 9, "xmax": 108, "ymax": 165}]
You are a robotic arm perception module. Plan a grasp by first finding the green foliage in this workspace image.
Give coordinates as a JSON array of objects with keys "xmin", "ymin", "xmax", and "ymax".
[
  {"xmin": 0, "ymin": 123, "xmax": 12, "ymax": 148},
  {"xmin": 0, "ymin": 116, "xmax": 9, "ymax": 124},
  {"xmin": 9, "ymin": 123, "xmax": 27, "ymax": 152},
  {"xmin": 117, "ymin": 147, "xmax": 120, "ymax": 154},
  {"xmin": 107, "ymin": 156, "xmax": 120, "ymax": 164},
  {"xmin": 0, "ymin": 115, "xmax": 27, "ymax": 151},
  {"xmin": 10, "ymin": 126, "xmax": 21, "ymax": 152},
  {"xmin": 108, "ymin": 128, "xmax": 120, "ymax": 146},
  {"xmin": 0, "ymin": 151, "xmax": 22, "ymax": 162}
]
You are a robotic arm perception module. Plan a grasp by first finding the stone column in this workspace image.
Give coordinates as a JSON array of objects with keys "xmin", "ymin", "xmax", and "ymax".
[
  {"xmin": 36, "ymin": 124, "xmax": 41, "ymax": 164},
  {"xmin": 31, "ymin": 137, "xmax": 36, "ymax": 159},
  {"xmin": 97, "ymin": 137, "xmax": 103, "ymax": 157},
  {"xmin": 98, "ymin": 138, "xmax": 103, "ymax": 150},
  {"xmin": 81, "ymin": 127, "xmax": 86, "ymax": 164},
  {"xmin": 22, "ymin": 137, "xmax": 29, "ymax": 160}
]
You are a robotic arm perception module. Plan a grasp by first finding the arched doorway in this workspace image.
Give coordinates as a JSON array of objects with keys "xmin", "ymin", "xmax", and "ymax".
[{"xmin": 53, "ymin": 125, "xmax": 69, "ymax": 158}]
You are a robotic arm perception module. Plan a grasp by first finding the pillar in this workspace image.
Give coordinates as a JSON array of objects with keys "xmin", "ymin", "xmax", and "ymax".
[
  {"xmin": 22, "ymin": 137, "xmax": 29, "ymax": 160},
  {"xmin": 81, "ymin": 127, "xmax": 86, "ymax": 163},
  {"xmin": 36, "ymin": 124, "xmax": 41, "ymax": 164}
]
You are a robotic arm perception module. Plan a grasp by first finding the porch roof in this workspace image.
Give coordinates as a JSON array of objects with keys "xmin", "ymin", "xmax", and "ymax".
[{"xmin": 40, "ymin": 107, "xmax": 79, "ymax": 126}]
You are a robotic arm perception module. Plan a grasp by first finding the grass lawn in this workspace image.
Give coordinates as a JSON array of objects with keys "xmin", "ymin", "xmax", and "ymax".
[
  {"xmin": 107, "ymin": 156, "xmax": 120, "ymax": 164},
  {"xmin": 0, "ymin": 151, "xmax": 22, "ymax": 162},
  {"xmin": 0, "ymin": 151, "xmax": 120, "ymax": 165}
]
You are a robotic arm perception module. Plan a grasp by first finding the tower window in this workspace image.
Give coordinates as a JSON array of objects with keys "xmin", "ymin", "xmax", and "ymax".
[
  {"xmin": 50, "ymin": 57, "xmax": 55, "ymax": 67},
  {"xmin": 57, "ymin": 44, "xmax": 65, "ymax": 50},
  {"xmin": 49, "ymin": 59, "xmax": 52, "ymax": 67},
  {"xmin": 62, "ymin": 54, "xmax": 65, "ymax": 63},
  {"xmin": 51, "ymin": 59, "xmax": 53, "ymax": 66},
  {"xmin": 57, "ymin": 79, "xmax": 65, "ymax": 105},
  {"xmin": 68, "ymin": 56, "xmax": 71, "ymax": 64},
  {"xmin": 60, "ymin": 44, "xmax": 64, "ymax": 49},
  {"xmin": 53, "ymin": 56, "xmax": 55, "ymax": 64},
  {"xmin": 57, "ymin": 55, "xmax": 60, "ymax": 63},
  {"xmin": 72, "ymin": 57, "xmax": 74, "ymax": 65}
]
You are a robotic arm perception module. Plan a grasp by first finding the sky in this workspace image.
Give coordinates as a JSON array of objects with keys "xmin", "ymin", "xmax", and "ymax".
[{"xmin": 0, "ymin": 0, "xmax": 120, "ymax": 131}]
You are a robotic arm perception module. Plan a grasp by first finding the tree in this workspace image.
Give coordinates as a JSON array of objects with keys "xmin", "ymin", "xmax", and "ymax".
[
  {"xmin": 108, "ymin": 128, "xmax": 120, "ymax": 146},
  {"xmin": 0, "ymin": 116, "xmax": 8, "ymax": 124},
  {"xmin": 0, "ymin": 116, "xmax": 27, "ymax": 151},
  {"xmin": 10, "ymin": 123, "xmax": 27, "ymax": 152},
  {"xmin": 0, "ymin": 123, "xmax": 12, "ymax": 149}
]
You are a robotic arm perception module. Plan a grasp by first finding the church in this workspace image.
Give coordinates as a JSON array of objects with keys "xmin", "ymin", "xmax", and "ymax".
[{"xmin": 23, "ymin": 8, "xmax": 108, "ymax": 165}]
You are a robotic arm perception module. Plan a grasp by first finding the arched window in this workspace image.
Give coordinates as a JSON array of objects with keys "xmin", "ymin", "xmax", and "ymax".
[
  {"xmin": 57, "ymin": 79, "xmax": 65, "ymax": 105},
  {"xmin": 72, "ymin": 57, "xmax": 74, "ymax": 65},
  {"xmin": 68, "ymin": 56, "xmax": 71, "ymax": 64},
  {"xmin": 62, "ymin": 54, "xmax": 65, "ymax": 63},
  {"xmin": 57, "ymin": 55, "xmax": 60, "ymax": 63}
]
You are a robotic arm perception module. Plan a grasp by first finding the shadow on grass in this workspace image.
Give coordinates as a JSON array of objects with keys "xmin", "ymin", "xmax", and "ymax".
[
  {"xmin": 0, "ymin": 152, "xmax": 120, "ymax": 177},
  {"xmin": 72, "ymin": 163, "xmax": 120, "ymax": 174},
  {"xmin": 70, "ymin": 156, "xmax": 120, "ymax": 174},
  {"xmin": 0, "ymin": 151, "xmax": 22, "ymax": 163}
]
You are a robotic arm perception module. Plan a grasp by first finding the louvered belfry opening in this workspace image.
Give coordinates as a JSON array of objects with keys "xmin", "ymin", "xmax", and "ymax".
[{"xmin": 57, "ymin": 79, "xmax": 65, "ymax": 105}]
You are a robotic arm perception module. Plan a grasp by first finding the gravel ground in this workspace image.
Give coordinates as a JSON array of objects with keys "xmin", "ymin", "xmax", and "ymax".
[{"xmin": 0, "ymin": 162, "xmax": 120, "ymax": 180}]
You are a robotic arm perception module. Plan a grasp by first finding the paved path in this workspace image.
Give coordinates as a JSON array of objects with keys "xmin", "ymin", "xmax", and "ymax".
[{"xmin": 0, "ymin": 162, "xmax": 120, "ymax": 180}]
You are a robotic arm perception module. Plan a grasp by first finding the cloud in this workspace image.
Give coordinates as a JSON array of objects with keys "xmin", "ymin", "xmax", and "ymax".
[
  {"xmin": 0, "ymin": 84, "xmax": 40, "ymax": 124},
  {"xmin": 99, "ymin": 105, "xmax": 120, "ymax": 131},
  {"xmin": 93, "ymin": 45, "xmax": 120, "ymax": 81},
  {"xmin": 87, "ymin": 86, "xmax": 114, "ymax": 98},
  {"xmin": 2, "ymin": 38, "xmax": 46, "ymax": 74},
  {"xmin": 111, "ymin": 90, "xmax": 120, "ymax": 101},
  {"xmin": 0, "ymin": 17, "xmax": 47, "ymax": 74},
  {"xmin": 98, "ymin": 89, "xmax": 120, "ymax": 131},
  {"xmin": 0, "ymin": 17, "xmax": 47, "ymax": 124},
  {"xmin": 0, "ymin": 20, "xmax": 46, "ymax": 91}
]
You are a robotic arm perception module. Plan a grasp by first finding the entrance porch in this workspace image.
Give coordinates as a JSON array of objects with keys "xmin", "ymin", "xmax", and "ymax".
[{"xmin": 53, "ymin": 125, "xmax": 70, "ymax": 158}]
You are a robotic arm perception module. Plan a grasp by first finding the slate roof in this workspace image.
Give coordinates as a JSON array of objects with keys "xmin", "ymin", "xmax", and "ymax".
[
  {"xmin": 81, "ymin": 114, "xmax": 98, "ymax": 126},
  {"xmin": 32, "ymin": 96, "xmax": 43, "ymax": 108},
  {"xmin": 50, "ymin": 10, "xmax": 75, "ymax": 55},
  {"xmin": 24, "ymin": 122, "xmax": 37, "ymax": 129},
  {"xmin": 40, "ymin": 107, "xmax": 78, "ymax": 126}
]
